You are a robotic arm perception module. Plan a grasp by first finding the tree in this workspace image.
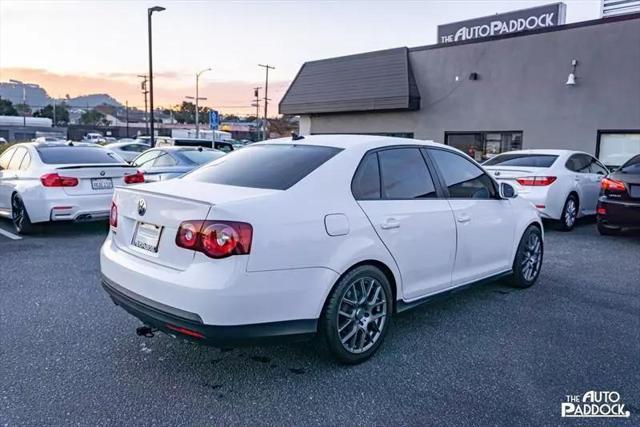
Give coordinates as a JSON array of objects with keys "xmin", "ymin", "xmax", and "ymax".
[
  {"xmin": 33, "ymin": 103, "xmax": 70, "ymax": 125},
  {"xmin": 223, "ymin": 114, "xmax": 240, "ymax": 122},
  {"xmin": 170, "ymin": 101, "xmax": 212, "ymax": 124},
  {"xmin": 79, "ymin": 109, "xmax": 107, "ymax": 125},
  {"xmin": 14, "ymin": 103, "xmax": 32, "ymax": 116},
  {"xmin": 0, "ymin": 99, "xmax": 18, "ymax": 116}
]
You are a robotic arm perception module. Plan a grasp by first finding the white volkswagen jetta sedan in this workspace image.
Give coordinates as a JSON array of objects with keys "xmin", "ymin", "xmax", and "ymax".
[
  {"xmin": 0, "ymin": 142, "xmax": 143, "ymax": 234},
  {"xmin": 483, "ymin": 150, "xmax": 609, "ymax": 231},
  {"xmin": 101, "ymin": 135, "xmax": 543, "ymax": 364}
]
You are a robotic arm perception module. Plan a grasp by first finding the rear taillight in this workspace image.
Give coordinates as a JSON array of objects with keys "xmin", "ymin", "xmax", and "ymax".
[
  {"xmin": 601, "ymin": 177, "xmax": 626, "ymax": 192},
  {"xmin": 124, "ymin": 171, "xmax": 145, "ymax": 184},
  {"xmin": 175, "ymin": 220, "xmax": 253, "ymax": 259},
  {"xmin": 40, "ymin": 173, "xmax": 79, "ymax": 187},
  {"xmin": 109, "ymin": 201, "xmax": 118, "ymax": 228},
  {"xmin": 516, "ymin": 176, "xmax": 557, "ymax": 186}
]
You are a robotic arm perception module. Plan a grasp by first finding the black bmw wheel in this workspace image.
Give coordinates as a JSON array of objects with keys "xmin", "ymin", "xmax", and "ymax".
[
  {"xmin": 321, "ymin": 265, "xmax": 393, "ymax": 364},
  {"xmin": 11, "ymin": 194, "xmax": 35, "ymax": 235},
  {"xmin": 509, "ymin": 225, "xmax": 543, "ymax": 288}
]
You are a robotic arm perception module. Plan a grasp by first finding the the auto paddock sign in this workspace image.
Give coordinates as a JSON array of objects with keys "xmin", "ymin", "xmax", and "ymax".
[{"xmin": 437, "ymin": 3, "xmax": 566, "ymax": 44}]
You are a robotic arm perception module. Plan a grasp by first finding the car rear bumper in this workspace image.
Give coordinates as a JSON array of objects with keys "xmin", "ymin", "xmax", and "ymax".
[
  {"xmin": 597, "ymin": 197, "xmax": 640, "ymax": 228},
  {"xmin": 102, "ymin": 275, "xmax": 317, "ymax": 346},
  {"xmin": 24, "ymin": 190, "xmax": 113, "ymax": 223}
]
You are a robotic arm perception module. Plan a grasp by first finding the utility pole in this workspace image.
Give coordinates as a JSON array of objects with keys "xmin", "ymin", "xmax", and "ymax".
[
  {"xmin": 148, "ymin": 5, "xmax": 165, "ymax": 147},
  {"xmin": 186, "ymin": 67, "xmax": 211, "ymax": 139},
  {"xmin": 258, "ymin": 64, "xmax": 274, "ymax": 140},
  {"xmin": 251, "ymin": 87, "xmax": 261, "ymax": 140},
  {"xmin": 52, "ymin": 98, "xmax": 56, "ymax": 127},
  {"xmin": 137, "ymin": 75, "xmax": 149, "ymax": 135},
  {"xmin": 126, "ymin": 100, "xmax": 130, "ymax": 137}
]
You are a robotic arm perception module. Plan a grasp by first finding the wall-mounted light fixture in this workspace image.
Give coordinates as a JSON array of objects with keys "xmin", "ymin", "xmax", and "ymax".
[{"xmin": 566, "ymin": 59, "xmax": 578, "ymax": 86}]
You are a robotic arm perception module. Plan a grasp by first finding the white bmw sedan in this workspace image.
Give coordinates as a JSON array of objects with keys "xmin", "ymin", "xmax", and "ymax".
[
  {"xmin": 100, "ymin": 135, "xmax": 543, "ymax": 364},
  {"xmin": 483, "ymin": 150, "xmax": 609, "ymax": 231},
  {"xmin": 0, "ymin": 142, "xmax": 144, "ymax": 234}
]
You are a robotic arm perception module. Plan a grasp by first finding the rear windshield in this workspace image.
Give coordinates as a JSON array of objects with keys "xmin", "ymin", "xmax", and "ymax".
[
  {"xmin": 185, "ymin": 144, "xmax": 342, "ymax": 190},
  {"xmin": 484, "ymin": 154, "xmax": 558, "ymax": 167},
  {"xmin": 37, "ymin": 147, "xmax": 124, "ymax": 165},
  {"xmin": 177, "ymin": 150, "xmax": 225, "ymax": 165},
  {"xmin": 619, "ymin": 155, "xmax": 640, "ymax": 173}
]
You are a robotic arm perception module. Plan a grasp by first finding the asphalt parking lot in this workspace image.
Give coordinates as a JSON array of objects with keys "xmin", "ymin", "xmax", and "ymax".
[{"xmin": 0, "ymin": 218, "xmax": 638, "ymax": 426}]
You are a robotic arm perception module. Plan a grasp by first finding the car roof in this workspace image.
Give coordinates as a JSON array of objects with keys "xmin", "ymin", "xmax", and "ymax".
[
  {"xmin": 257, "ymin": 134, "xmax": 439, "ymax": 151},
  {"xmin": 493, "ymin": 149, "xmax": 587, "ymax": 156},
  {"xmin": 154, "ymin": 146, "xmax": 217, "ymax": 152}
]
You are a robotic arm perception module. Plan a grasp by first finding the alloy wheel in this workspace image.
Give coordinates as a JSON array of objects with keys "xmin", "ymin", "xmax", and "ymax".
[
  {"xmin": 336, "ymin": 277, "xmax": 387, "ymax": 354},
  {"xmin": 564, "ymin": 199, "xmax": 577, "ymax": 228},
  {"xmin": 521, "ymin": 232, "xmax": 542, "ymax": 282},
  {"xmin": 12, "ymin": 196, "xmax": 25, "ymax": 231}
]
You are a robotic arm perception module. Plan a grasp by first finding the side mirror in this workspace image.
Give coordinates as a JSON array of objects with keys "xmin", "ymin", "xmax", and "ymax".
[{"xmin": 499, "ymin": 182, "xmax": 517, "ymax": 199}]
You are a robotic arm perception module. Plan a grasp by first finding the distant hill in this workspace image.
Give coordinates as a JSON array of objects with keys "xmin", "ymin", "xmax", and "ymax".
[
  {"xmin": 65, "ymin": 94, "xmax": 123, "ymax": 108},
  {"xmin": 0, "ymin": 80, "xmax": 124, "ymax": 109}
]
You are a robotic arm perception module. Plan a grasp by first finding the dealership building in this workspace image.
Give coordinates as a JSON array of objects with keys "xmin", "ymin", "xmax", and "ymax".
[{"xmin": 280, "ymin": 3, "xmax": 640, "ymax": 167}]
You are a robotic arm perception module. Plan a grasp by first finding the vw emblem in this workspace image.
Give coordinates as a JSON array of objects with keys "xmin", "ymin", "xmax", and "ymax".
[
  {"xmin": 137, "ymin": 199, "xmax": 147, "ymax": 216},
  {"xmin": 100, "ymin": 170, "xmax": 106, "ymax": 176},
  {"xmin": 494, "ymin": 171, "xmax": 501, "ymax": 176}
]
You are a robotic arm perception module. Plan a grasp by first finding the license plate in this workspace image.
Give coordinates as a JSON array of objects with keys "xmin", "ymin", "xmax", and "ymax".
[
  {"xmin": 630, "ymin": 185, "xmax": 640, "ymax": 198},
  {"xmin": 91, "ymin": 178, "xmax": 113, "ymax": 190},
  {"xmin": 132, "ymin": 222, "xmax": 163, "ymax": 253}
]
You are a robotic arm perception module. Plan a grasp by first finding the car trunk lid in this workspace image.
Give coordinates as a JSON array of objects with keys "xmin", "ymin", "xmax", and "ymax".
[{"xmin": 55, "ymin": 164, "xmax": 137, "ymax": 196}]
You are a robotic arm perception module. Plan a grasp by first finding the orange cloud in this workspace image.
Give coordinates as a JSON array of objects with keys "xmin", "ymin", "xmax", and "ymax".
[{"xmin": 0, "ymin": 67, "xmax": 290, "ymax": 115}]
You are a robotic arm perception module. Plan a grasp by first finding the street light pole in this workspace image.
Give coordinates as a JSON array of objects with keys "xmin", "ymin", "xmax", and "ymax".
[
  {"xmin": 147, "ymin": 5, "xmax": 165, "ymax": 147},
  {"xmin": 258, "ymin": 64, "xmax": 274, "ymax": 140},
  {"xmin": 195, "ymin": 68, "xmax": 211, "ymax": 139}
]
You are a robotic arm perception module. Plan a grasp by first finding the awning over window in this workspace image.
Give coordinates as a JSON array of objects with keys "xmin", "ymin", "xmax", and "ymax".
[{"xmin": 279, "ymin": 47, "xmax": 421, "ymax": 115}]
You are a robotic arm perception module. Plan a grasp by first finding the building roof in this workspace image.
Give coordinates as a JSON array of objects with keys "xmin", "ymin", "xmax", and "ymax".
[{"xmin": 279, "ymin": 47, "xmax": 420, "ymax": 115}]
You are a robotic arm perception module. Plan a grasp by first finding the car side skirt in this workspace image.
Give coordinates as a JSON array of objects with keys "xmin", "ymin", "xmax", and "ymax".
[{"xmin": 396, "ymin": 270, "xmax": 513, "ymax": 313}]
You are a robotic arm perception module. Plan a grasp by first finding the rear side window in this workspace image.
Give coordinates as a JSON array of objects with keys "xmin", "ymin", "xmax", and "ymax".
[
  {"xmin": 378, "ymin": 148, "xmax": 437, "ymax": 199},
  {"xmin": 352, "ymin": 152, "xmax": 381, "ymax": 200},
  {"xmin": 185, "ymin": 144, "xmax": 342, "ymax": 190},
  {"xmin": 37, "ymin": 147, "xmax": 123, "ymax": 165},
  {"xmin": 484, "ymin": 154, "xmax": 558, "ymax": 167},
  {"xmin": 566, "ymin": 154, "xmax": 591, "ymax": 173},
  {"xmin": 0, "ymin": 147, "xmax": 16, "ymax": 169},
  {"xmin": 153, "ymin": 153, "xmax": 178, "ymax": 167},
  {"xmin": 177, "ymin": 150, "xmax": 225, "ymax": 165},
  {"xmin": 8, "ymin": 147, "xmax": 27, "ymax": 170},
  {"xmin": 428, "ymin": 149, "xmax": 496, "ymax": 199}
]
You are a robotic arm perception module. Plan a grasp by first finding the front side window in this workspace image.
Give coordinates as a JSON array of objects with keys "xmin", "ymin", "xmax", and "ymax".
[
  {"xmin": 378, "ymin": 148, "xmax": 437, "ymax": 199},
  {"xmin": 352, "ymin": 152, "xmax": 380, "ymax": 200},
  {"xmin": 428, "ymin": 148, "xmax": 496, "ymax": 199},
  {"xmin": 185, "ymin": 144, "xmax": 342, "ymax": 190}
]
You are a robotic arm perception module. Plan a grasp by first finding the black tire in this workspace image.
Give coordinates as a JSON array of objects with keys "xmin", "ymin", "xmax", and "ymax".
[
  {"xmin": 558, "ymin": 194, "xmax": 579, "ymax": 231},
  {"xmin": 508, "ymin": 225, "xmax": 544, "ymax": 289},
  {"xmin": 11, "ymin": 193, "xmax": 36, "ymax": 235},
  {"xmin": 320, "ymin": 265, "xmax": 393, "ymax": 364},
  {"xmin": 597, "ymin": 223, "xmax": 621, "ymax": 236}
]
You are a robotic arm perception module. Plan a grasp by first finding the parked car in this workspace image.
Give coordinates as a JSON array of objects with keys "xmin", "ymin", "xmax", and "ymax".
[
  {"xmin": 100, "ymin": 135, "xmax": 543, "ymax": 364},
  {"xmin": 104, "ymin": 142, "xmax": 149, "ymax": 163},
  {"xmin": 597, "ymin": 154, "xmax": 640, "ymax": 235},
  {"xmin": 130, "ymin": 146, "xmax": 225, "ymax": 182},
  {"xmin": 483, "ymin": 150, "xmax": 609, "ymax": 231},
  {"xmin": 0, "ymin": 137, "xmax": 8, "ymax": 145},
  {"xmin": 33, "ymin": 136, "xmax": 67, "ymax": 144},
  {"xmin": 0, "ymin": 142, "xmax": 143, "ymax": 234},
  {"xmin": 82, "ymin": 133, "xmax": 106, "ymax": 144},
  {"xmin": 157, "ymin": 137, "xmax": 235, "ymax": 153},
  {"xmin": 133, "ymin": 136, "xmax": 171, "ymax": 146}
]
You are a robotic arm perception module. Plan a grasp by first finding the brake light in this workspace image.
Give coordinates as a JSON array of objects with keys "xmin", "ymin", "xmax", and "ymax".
[
  {"xmin": 601, "ymin": 177, "xmax": 626, "ymax": 192},
  {"xmin": 40, "ymin": 173, "xmax": 79, "ymax": 187},
  {"xmin": 165, "ymin": 324, "xmax": 205, "ymax": 339},
  {"xmin": 109, "ymin": 201, "xmax": 118, "ymax": 228},
  {"xmin": 175, "ymin": 220, "xmax": 253, "ymax": 259},
  {"xmin": 597, "ymin": 206, "xmax": 607, "ymax": 216},
  {"xmin": 124, "ymin": 171, "xmax": 145, "ymax": 184},
  {"xmin": 516, "ymin": 176, "xmax": 557, "ymax": 186}
]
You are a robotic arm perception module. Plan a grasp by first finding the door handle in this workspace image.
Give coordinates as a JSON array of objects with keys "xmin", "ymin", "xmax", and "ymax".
[
  {"xmin": 457, "ymin": 213, "xmax": 471, "ymax": 223},
  {"xmin": 380, "ymin": 219, "xmax": 400, "ymax": 230}
]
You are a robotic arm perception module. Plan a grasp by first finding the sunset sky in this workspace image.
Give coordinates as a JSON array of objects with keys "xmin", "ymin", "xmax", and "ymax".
[{"xmin": 0, "ymin": 0, "xmax": 600, "ymax": 115}]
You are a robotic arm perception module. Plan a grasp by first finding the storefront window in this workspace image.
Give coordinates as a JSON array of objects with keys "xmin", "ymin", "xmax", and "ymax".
[
  {"xmin": 446, "ymin": 131, "xmax": 522, "ymax": 162},
  {"xmin": 598, "ymin": 132, "xmax": 640, "ymax": 169}
]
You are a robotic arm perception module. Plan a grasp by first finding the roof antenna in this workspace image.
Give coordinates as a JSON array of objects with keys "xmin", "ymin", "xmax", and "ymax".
[{"xmin": 291, "ymin": 133, "xmax": 305, "ymax": 141}]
